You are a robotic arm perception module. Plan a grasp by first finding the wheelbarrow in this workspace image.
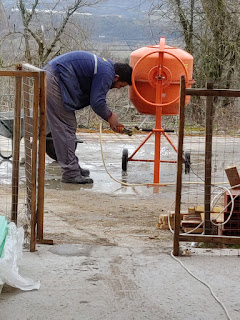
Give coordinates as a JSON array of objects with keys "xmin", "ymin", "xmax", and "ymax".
[
  {"xmin": 0, "ymin": 111, "xmax": 83, "ymax": 161},
  {"xmin": 46, "ymin": 132, "xmax": 83, "ymax": 161},
  {"xmin": 0, "ymin": 111, "xmax": 24, "ymax": 159}
]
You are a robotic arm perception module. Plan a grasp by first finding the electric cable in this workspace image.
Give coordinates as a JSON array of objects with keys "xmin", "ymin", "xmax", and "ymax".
[
  {"xmin": 170, "ymin": 251, "xmax": 233, "ymax": 320},
  {"xmin": 167, "ymin": 185, "xmax": 237, "ymax": 235},
  {"xmin": 167, "ymin": 191, "xmax": 204, "ymax": 235},
  {"xmin": 210, "ymin": 186, "xmax": 240, "ymax": 227}
]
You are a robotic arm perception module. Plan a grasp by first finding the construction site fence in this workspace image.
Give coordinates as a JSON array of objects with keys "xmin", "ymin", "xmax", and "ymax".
[
  {"xmin": 0, "ymin": 64, "xmax": 49, "ymax": 252},
  {"xmin": 173, "ymin": 76, "xmax": 240, "ymax": 256}
]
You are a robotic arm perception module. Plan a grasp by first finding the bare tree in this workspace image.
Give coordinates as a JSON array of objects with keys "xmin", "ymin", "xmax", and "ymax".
[
  {"xmin": 200, "ymin": 0, "xmax": 240, "ymax": 88},
  {"xmin": 145, "ymin": 0, "xmax": 240, "ymax": 125},
  {"xmin": 147, "ymin": 0, "xmax": 240, "ymax": 86},
  {"xmin": 171, "ymin": 0, "xmax": 195, "ymax": 53},
  {"xmin": 0, "ymin": 1, "xmax": 8, "ymax": 33},
  {"xmin": 0, "ymin": 1, "xmax": 9, "ymax": 66},
  {"xmin": 146, "ymin": 0, "xmax": 201, "ymax": 52},
  {"xmin": 1, "ymin": 0, "xmax": 105, "ymax": 67}
]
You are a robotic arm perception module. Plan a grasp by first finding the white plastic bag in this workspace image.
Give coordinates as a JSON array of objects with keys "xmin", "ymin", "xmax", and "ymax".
[{"xmin": 0, "ymin": 222, "xmax": 40, "ymax": 292}]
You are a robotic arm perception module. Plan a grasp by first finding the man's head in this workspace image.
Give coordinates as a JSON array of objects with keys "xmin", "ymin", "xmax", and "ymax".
[{"xmin": 111, "ymin": 63, "xmax": 132, "ymax": 89}]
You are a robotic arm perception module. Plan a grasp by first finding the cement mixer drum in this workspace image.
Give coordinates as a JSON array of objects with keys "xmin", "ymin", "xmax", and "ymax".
[{"xmin": 129, "ymin": 37, "xmax": 194, "ymax": 115}]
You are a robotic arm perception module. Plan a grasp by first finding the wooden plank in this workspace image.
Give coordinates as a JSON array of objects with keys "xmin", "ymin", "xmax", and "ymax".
[
  {"xmin": 0, "ymin": 70, "xmax": 39, "ymax": 78},
  {"xmin": 182, "ymin": 227, "xmax": 203, "ymax": 234},
  {"xmin": 185, "ymin": 88, "xmax": 240, "ymax": 97},
  {"xmin": 195, "ymin": 206, "xmax": 224, "ymax": 213},
  {"xmin": 204, "ymin": 81, "xmax": 214, "ymax": 235},
  {"xmin": 179, "ymin": 234, "xmax": 240, "ymax": 245},
  {"xmin": 169, "ymin": 211, "xmax": 189, "ymax": 218},
  {"xmin": 225, "ymin": 166, "xmax": 240, "ymax": 189},
  {"xmin": 188, "ymin": 206, "xmax": 195, "ymax": 213},
  {"xmin": 37, "ymin": 239, "xmax": 54, "ymax": 245},
  {"xmin": 200, "ymin": 212, "xmax": 224, "ymax": 223},
  {"xmin": 173, "ymin": 75, "xmax": 186, "ymax": 256},
  {"xmin": 22, "ymin": 63, "xmax": 42, "ymax": 72},
  {"xmin": 181, "ymin": 220, "xmax": 202, "ymax": 226}
]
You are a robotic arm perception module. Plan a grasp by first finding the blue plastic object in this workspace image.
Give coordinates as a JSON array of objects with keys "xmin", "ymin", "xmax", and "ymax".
[{"xmin": 0, "ymin": 216, "xmax": 8, "ymax": 257}]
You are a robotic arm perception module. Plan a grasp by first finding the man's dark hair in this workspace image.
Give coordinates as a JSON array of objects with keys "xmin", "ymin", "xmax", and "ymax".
[{"xmin": 114, "ymin": 63, "xmax": 132, "ymax": 85}]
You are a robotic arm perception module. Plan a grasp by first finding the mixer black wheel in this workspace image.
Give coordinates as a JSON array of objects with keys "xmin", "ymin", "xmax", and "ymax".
[
  {"xmin": 122, "ymin": 148, "xmax": 128, "ymax": 171},
  {"xmin": 184, "ymin": 152, "xmax": 191, "ymax": 174}
]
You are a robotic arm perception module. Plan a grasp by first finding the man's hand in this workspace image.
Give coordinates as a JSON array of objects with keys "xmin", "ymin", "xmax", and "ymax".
[{"xmin": 108, "ymin": 113, "xmax": 124, "ymax": 133}]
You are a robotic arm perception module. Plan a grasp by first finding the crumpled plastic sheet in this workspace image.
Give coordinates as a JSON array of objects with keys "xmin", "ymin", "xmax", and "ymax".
[{"xmin": 0, "ymin": 222, "xmax": 40, "ymax": 292}]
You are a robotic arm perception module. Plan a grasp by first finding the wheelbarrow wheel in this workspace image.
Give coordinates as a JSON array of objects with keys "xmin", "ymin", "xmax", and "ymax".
[
  {"xmin": 184, "ymin": 152, "xmax": 191, "ymax": 174},
  {"xmin": 46, "ymin": 133, "xmax": 57, "ymax": 160},
  {"xmin": 46, "ymin": 133, "xmax": 82, "ymax": 161},
  {"xmin": 0, "ymin": 139, "xmax": 13, "ymax": 159},
  {"xmin": 122, "ymin": 148, "xmax": 128, "ymax": 171}
]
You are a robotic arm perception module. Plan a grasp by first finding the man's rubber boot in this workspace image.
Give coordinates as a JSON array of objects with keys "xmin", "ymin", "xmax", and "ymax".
[{"xmin": 61, "ymin": 175, "xmax": 93, "ymax": 184}]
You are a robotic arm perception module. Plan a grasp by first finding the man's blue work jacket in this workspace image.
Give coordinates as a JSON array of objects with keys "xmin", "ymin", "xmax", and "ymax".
[{"xmin": 47, "ymin": 51, "xmax": 115, "ymax": 121}]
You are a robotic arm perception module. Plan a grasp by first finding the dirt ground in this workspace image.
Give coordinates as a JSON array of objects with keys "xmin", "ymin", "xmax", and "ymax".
[
  {"xmin": 43, "ymin": 185, "xmax": 173, "ymax": 248},
  {"xmin": 41, "ymin": 131, "xmax": 176, "ymax": 248},
  {"xmin": 2, "ymin": 182, "xmax": 240, "ymax": 320}
]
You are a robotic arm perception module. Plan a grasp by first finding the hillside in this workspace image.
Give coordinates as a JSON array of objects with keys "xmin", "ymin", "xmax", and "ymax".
[
  {"xmin": 2, "ymin": 0, "xmax": 166, "ymax": 45},
  {"xmin": 1, "ymin": 0, "xmax": 173, "ymax": 60}
]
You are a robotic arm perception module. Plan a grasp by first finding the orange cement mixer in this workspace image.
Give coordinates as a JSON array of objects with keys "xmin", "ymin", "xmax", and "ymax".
[{"xmin": 123, "ymin": 37, "xmax": 194, "ymax": 184}]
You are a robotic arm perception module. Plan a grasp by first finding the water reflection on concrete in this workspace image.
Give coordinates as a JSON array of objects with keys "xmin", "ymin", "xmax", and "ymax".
[
  {"xmin": 44, "ymin": 132, "xmax": 178, "ymax": 196},
  {"xmin": 0, "ymin": 132, "xmax": 183, "ymax": 196},
  {"xmin": 1, "ymin": 131, "xmax": 240, "ymax": 199},
  {"xmin": 0, "ymin": 160, "xmax": 13, "ymax": 185}
]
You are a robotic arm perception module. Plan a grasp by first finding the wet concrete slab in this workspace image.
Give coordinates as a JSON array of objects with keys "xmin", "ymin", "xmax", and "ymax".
[
  {"xmin": 1, "ymin": 131, "xmax": 240, "ymax": 197},
  {"xmin": 44, "ymin": 131, "xmax": 179, "ymax": 196},
  {"xmin": 1, "ymin": 243, "xmax": 240, "ymax": 320}
]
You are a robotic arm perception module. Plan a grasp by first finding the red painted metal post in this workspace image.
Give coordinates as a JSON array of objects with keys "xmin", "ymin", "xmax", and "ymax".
[
  {"xmin": 154, "ymin": 105, "xmax": 162, "ymax": 183},
  {"xmin": 153, "ymin": 41, "xmax": 164, "ymax": 183}
]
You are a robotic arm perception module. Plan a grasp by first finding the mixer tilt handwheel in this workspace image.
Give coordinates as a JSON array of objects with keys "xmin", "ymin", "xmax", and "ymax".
[{"xmin": 131, "ymin": 43, "xmax": 189, "ymax": 108}]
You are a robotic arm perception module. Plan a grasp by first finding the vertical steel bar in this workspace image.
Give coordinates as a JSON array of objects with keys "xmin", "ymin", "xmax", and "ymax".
[
  {"xmin": 11, "ymin": 70, "xmax": 22, "ymax": 224},
  {"xmin": 23, "ymin": 76, "xmax": 32, "ymax": 219},
  {"xmin": 204, "ymin": 81, "xmax": 214, "ymax": 234},
  {"xmin": 154, "ymin": 106, "xmax": 162, "ymax": 183},
  {"xmin": 30, "ymin": 75, "xmax": 39, "ymax": 252},
  {"xmin": 153, "ymin": 50, "xmax": 163, "ymax": 183},
  {"xmin": 37, "ymin": 71, "xmax": 46, "ymax": 241},
  {"xmin": 173, "ymin": 76, "xmax": 186, "ymax": 256}
]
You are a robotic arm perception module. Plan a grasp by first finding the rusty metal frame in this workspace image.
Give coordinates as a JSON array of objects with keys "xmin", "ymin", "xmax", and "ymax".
[
  {"xmin": 0, "ymin": 66, "xmax": 53, "ymax": 252},
  {"xmin": 173, "ymin": 76, "xmax": 240, "ymax": 256}
]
